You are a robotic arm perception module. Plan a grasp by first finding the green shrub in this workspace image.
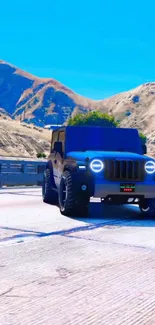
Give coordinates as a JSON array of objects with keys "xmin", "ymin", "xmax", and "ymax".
[
  {"xmin": 139, "ymin": 132, "xmax": 147, "ymax": 144},
  {"xmin": 68, "ymin": 111, "xmax": 147, "ymax": 144},
  {"xmin": 37, "ymin": 152, "xmax": 46, "ymax": 158},
  {"xmin": 68, "ymin": 111, "xmax": 118, "ymax": 127}
]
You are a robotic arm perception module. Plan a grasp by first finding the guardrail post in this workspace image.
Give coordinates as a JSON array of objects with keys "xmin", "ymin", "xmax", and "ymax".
[
  {"xmin": 37, "ymin": 165, "xmax": 46, "ymax": 174},
  {"xmin": 37, "ymin": 165, "xmax": 46, "ymax": 186},
  {"xmin": 21, "ymin": 163, "xmax": 26, "ymax": 173}
]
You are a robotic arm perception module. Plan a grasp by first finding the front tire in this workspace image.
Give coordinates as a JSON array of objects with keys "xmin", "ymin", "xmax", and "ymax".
[
  {"xmin": 42, "ymin": 168, "xmax": 58, "ymax": 205},
  {"xmin": 139, "ymin": 199, "xmax": 155, "ymax": 218},
  {"xmin": 58, "ymin": 171, "xmax": 90, "ymax": 216}
]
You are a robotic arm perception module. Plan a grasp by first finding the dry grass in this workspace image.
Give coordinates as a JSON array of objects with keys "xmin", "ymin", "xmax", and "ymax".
[{"xmin": 0, "ymin": 119, "xmax": 51, "ymax": 158}]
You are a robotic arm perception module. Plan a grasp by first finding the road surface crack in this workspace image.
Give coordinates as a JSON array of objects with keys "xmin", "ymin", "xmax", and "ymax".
[{"xmin": 0, "ymin": 287, "xmax": 13, "ymax": 297}]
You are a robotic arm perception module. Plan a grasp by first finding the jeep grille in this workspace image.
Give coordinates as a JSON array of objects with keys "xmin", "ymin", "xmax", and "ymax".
[{"xmin": 104, "ymin": 159, "xmax": 145, "ymax": 181}]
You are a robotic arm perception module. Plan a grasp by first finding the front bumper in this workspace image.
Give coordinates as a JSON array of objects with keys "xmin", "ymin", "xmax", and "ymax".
[{"xmin": 94, "ymin": 179, "xmax": 155, "ymax": 199}]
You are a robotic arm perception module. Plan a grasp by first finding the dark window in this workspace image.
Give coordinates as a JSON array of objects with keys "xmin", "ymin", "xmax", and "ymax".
[
  {"xmin": 58, "ymin": 131, "xmax": 65, "ymax": 142},
  {"xmin": 51, "ymin": 131, "xmax": 58, "ymax": 150},
  {"xmin": 58, "ymin": 131, "xmax": 65, "ymax": 152}
]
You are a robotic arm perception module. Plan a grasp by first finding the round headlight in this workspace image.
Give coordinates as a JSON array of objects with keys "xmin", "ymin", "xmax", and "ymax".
[
  {"xmin": 145, "ymin": 161, "xmax": 155, "ymax": 174},
  {"xmin": 90, "ymin": 159, "xmax": 104, "ymax": 173}
]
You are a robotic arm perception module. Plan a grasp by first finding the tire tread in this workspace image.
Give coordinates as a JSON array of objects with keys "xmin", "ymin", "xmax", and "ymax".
[
  {"xmin": 59, "ymin": 171, "xmax": 89, "ymax": 216},
  {"xmin": 42, "ymin": 168, "xmax": 58, "ymax": 205}
]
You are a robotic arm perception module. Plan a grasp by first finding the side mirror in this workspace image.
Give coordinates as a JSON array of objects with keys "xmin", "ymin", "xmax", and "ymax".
[
  {"xmin": 54, "ymin": 141, "xmax": 63, "ymax": 155},
  {"xmin": 142, "ymin": 144, "xmax": 147, "ymax": 155}
]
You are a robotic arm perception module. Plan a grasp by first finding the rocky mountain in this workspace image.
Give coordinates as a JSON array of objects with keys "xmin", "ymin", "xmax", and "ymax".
[
  {"xmin": 0, "ymin": 60, "xmax": 99, "ymax": 127},
  {"xmin": 98, "ymin": 83, "xmax": 155, "ymax": 155},
  {"xmin": 0, "ymin": 59, "xmax": 155, "ymax": 156}
]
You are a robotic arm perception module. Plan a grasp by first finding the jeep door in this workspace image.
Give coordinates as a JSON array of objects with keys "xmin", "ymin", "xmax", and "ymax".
[
  {"xmin": 56, "ymin": 130, "xmax": 65, "ymax": 186},
  {"xmin": 50, "ymin": 130, "xmax": 59, "ymax": 186}
]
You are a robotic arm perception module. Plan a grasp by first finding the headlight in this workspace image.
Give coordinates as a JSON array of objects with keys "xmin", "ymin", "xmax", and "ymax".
[
  {"xmin": 90, "ymin": 159, "xmax": 104, "ymax": 173},
  {"xmin": 145, "ymin": 161, "xmax": 155, "ymax": 174}
]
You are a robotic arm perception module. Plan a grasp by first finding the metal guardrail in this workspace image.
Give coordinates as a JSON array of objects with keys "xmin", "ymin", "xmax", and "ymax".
[
  {"xmin": 0, "ymin": 155, "xmax": 46, "ymax": 160},
  {"xmin": 0, "ymin": 159, "xmax": 47, "ymax": 187}
]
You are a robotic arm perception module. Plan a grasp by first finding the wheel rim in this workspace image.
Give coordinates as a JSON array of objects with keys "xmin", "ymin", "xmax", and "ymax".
[
  {"xmin": 141, "ymin": 206, "xmax": 150, "ymax": 212},
  {"xmin": 140, "ymin": 199, "xmax": 155, "ymax": 216}
]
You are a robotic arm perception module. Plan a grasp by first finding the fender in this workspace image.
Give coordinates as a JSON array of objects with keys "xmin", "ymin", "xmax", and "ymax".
[{"xmin": 63, "ymin": 162, "xmax": 94, "ymax": 197}]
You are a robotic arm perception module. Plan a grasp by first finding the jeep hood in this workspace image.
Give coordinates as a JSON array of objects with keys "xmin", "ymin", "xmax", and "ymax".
[{"xmin": 66, "ymin": 150, "xmax": 153, "ymax": 161}]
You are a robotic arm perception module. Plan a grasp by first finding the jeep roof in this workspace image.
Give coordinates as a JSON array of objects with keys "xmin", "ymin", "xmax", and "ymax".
[{"xmin": 51, "ymin": 125, "xmax": 143, "ymax": 155}]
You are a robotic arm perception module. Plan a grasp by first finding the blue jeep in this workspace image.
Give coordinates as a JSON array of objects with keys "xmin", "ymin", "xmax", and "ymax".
[{"xmin": 42, "ymin": 125, "xmax": 155, "ymax": 217}]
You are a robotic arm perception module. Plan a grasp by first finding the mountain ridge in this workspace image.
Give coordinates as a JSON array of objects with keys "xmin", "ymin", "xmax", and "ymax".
[
  {"xmin": 0, "ymin": 59, "xmax": 100, "ymax": 126},
  {"xmin": 1, "ymin": 59, "xmax": 155, "ymax": 155}
]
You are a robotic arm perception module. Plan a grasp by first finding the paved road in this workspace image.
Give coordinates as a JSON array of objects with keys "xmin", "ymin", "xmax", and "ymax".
[{"xmin": 1, "ymin": 187, "xmax": 155, "ymax": 325}]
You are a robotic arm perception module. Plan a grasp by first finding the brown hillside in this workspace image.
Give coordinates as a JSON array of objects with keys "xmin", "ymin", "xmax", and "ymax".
[
  {"xmin": 0, "ymin": 59, "xmax": 155, "ymax": 155},
  {"xmin": 0, "ymin": 119, "xmax": 51, "ymax": 157},
  {"xmin": 100, "ymin": 83, "xmax": 155, "ymax": 155},
  {"xmin": 0, "ymin": 60, "xmax": 100, "ymax": 127}
]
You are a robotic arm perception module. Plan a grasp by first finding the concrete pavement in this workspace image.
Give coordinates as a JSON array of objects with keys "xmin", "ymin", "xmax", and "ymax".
[{"xmin": 1, "ymin": 187, "xmax": 155, "ymax": 325}]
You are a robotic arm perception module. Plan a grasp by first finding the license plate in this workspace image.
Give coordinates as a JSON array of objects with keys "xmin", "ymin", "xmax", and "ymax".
[{"xmin": 120, "ymin": 183, "xmax": 135, "ymax": 193}]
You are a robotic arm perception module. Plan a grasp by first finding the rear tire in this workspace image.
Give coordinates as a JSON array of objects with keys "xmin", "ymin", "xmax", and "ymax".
[
  {"xmin": 139, "ymin": 199, "xmax": 155, "ymax": 218},
  {"xmin": 58, "ymin": 171, "xmax": 90, "ymax": 216},
  {"xmin": 42, "ymin": 168, "xmax": 58, "ymax": 205}
]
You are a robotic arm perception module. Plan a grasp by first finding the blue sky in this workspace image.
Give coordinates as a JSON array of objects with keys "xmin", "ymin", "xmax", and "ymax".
[{"xmin": 0, "ymin": 0, "xmax": 155, "ymax": 99}]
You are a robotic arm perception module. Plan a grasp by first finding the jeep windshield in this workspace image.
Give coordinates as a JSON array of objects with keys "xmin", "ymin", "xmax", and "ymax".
[{"xmin": 65, "ymin": 126, "xmax": 143, "ymax": 155}]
